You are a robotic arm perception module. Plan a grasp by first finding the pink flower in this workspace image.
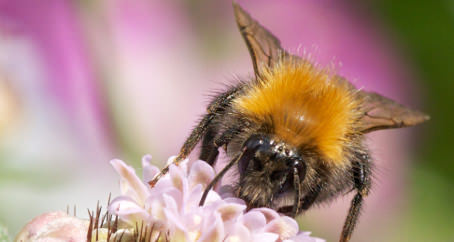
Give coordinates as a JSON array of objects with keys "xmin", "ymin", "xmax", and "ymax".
[
  {"xmin": 108, "ymin": 155, "xmax": 324, "ymax": 242},
  {"xmin": 15, "ymin": 211, "xmax": 137, "ymax": 242},
  {"xmin": 15, "ymin": 211, "xmax": 89, "ymax": 242}
]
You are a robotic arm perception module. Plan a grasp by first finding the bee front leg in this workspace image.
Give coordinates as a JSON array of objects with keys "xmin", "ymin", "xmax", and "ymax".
[
  {"xmin": 148, "ymin": 113, "xmax": 216, "ymax": 186},
  {"xmin": 148, "ymin": 87, "xmax": 242, "ymax": 187},
  {"xmin": 208, "ymin": 123, "xmax": 247, "ymax": 166},
  {"xmin": 340, "ymin": 155, "xmax": 371, "ymax": 242}
]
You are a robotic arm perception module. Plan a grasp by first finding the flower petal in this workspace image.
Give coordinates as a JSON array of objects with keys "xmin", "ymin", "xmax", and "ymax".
[
  {"xmin": 251, "ymin": 232, "xmax": 279, "ymax": 242},
  {"xmin": 216, "ymin": 203, "xmax": 246, "ymax": 222},
  {"xmin": 163, "ymin": 207, "xmax": 187, "ymax": 232},
  {"xmin": 241, "ymin": 211, "xmax": 267, "ymax": 232},
  {"xmin": 223, "ymin": 197, "xmax": 246, "ymax": 206},
  {"xmin": 263, "ymin": 216, "xmax": 299, "ymax": 239},
  {"xmin": 184, "ymin": 184, "xmax": 204, "ymax": 210},
  {"xmin": 198, "ymin": 212, "xmax": 225, "ymax": 242},
  {"xmin": 204, "ymin": 190, "xmax": 222, "ymax": 205},
  {"xmin": 146, "ymin": 195, "xmax": 166, "ymax": 221},
  {"xmin": 115, "ymin": 207, "xmax": 150, "ymax": 226},
  {"xmin": 110, "ymin": 159, "xmax": 150, "ymax": 206},
  {"xmin": 224, "ymin": 223, "xmax": 251, "ymax": 242},
  {"xmin": 109, "ymin": 195, "xmax": 142, "ymax": 212},
  {"xmin": 188, "ymin": 160, "xmax": 215, "ymax": 188},
  {"xmin": 169, "ymin": 162, "xmax": 188, "ymax": 193},
  {"xmin": 142, "ymin": 154, "xmax": 160, "ymax": 182},
  {"xmin": 287, "ymin": 231, "xmax": 326, "ymax": 242},
  {"xmin": 15, "ymin": 211, "xmax": 89, "ymax": 242},
  {"xmin": 163, "ymin": 193, "xmax": 179, "ymax": 215},
  {"xmin": 252, "ymin": 207, "xmax": 281, "ymax": 223}
]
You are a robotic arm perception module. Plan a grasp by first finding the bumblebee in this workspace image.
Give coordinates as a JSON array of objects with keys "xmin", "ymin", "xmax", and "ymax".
[{"xmin": 150, "ymin": 3, "xmax": 429, "ymax": 242}]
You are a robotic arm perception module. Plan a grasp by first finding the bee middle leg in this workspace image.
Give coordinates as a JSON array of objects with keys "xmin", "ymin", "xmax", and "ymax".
[
  {"xmin": 340, "ymin": 154, "xmax": 371, "ymax": 242},
  {"xmin": 200, "ymin": 122, "xmax": 245, "ymax": 165},
  {"xmin": 300, "ymin": 183, "xmax": 324, "ymax": 210},
  {"xmin": 199, "ymin": 127, "xmax": 219, "ymax": 165}
]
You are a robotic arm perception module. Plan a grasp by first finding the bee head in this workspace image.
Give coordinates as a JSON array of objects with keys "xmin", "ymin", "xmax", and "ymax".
[{"xmin": 237, "ymin": 134, "xmax": 306, "ymax": 209}]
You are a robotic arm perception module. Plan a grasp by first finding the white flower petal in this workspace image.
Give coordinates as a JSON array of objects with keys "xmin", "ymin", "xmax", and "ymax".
[
  {"xmin": 110, "ymin": 159, "xmax": 150, "ymax": 206},
  {"xmin": 216, "ymin": 203, "xmax": 246, "ymax": 222},
  {"xmin": 109, "ymin": 196, "xmax": 142, "ymax": 213},
  {"xmin": 252, "ymin": 207, "xmax": 281, "ymax": 223},
  {"xmin": 198, "ymin": 212, "xmax": 225, "ymax": 242},
  {"xmin": 185, "ymin": 184, "xmax": 204, "ymax": 210},
  {"xmin": 180, "ymin": 210, "xmax": 204, "ymax": 231},
  {"xmin": 263, "ymin": 216, "xmax": 299, "ymax": 239},
  {"xmin": 251, "ymin": 232, "xmax": 280, "ymax": 242},
  {"xmin": 169, "ymin": 163, "xmax": 189, "ymax": 194},
  {"xmin": 188, "ymin": 160, "xmax": 215, "ymax": 188},
  {"xmin": 146, "ymin": 196, "xmax": 166, "ymax": 221},
  {"xmin": 115, "ymin": 208, "xmax": 150, "ymax": 227},
  {"xmin": 287, "ymin": 231, "xmax": 326, "ymax": 242},
  {"xmin": 223, "ymin": 197, "xmax": 246, "ymax": 206},
  {"xmin": 241, "ymin": 211, "xmax": 267, "ymax": 232},
  {"xmin": 224, "ymin": 223, "xmax": 251, "ymax": 241},
  {"xmin": 142, "ymin": 154, "xmax": 160, "ymax": 182},
  {"xmin": 163, "ymin": 208, "xmax": 187, "ymax": 232},
  {"xmin": 163, "ymin": 194, "xmax": 180, "ymax": 214},
  {"xmin": 204, "ymin": 190, "xmax": 222, "ymax": 204}
]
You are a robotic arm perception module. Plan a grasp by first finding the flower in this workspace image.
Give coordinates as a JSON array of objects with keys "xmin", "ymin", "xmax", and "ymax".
[
  {"xmin": 15, "ymin": 211, "xmax": 89, "ymax": 242},
  {"xmin": 15, "ymin": 211, "xmax": 135, "ymax": 242},
  {"xmin": 108, "ymin": 155, "xmax": 324, "ymax": 242},
  {"xmin": 15, "ymin": 155, "xmax": 323, "ymax": 242}
]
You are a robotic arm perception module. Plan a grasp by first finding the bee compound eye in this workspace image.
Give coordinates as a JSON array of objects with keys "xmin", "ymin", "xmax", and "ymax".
[{"xmin": 245, "ymin": 134, "xmax": 265, "ymax": 148}]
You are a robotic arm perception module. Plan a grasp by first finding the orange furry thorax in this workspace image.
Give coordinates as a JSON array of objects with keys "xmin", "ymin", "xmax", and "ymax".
[{"xmin": 234, "ymin": 58, "xmax": 362, "ymax": 164}]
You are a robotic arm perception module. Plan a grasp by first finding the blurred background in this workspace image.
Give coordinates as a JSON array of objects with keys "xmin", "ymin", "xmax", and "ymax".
[{"xmin": 0, "ymin": 0, "xmax": 452, "ymax": 241}]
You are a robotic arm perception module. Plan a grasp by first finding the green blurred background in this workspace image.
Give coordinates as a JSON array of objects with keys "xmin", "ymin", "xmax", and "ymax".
[
  {"xmin": 376, "ymin": 0, "xmax": 454, "ymax": 241},
  {"xmin": 0, "ymin": 0, "xmax": 452, "ymax": 241}
]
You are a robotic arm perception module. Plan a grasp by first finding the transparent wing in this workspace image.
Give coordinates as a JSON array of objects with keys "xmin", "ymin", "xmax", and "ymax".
[
  {"xmin": 357, "ymin": 91, "xmax": 430, "ymax": 133},
  {"xmin": 233, "ymin": 3, "xmax": 290, "ymax": 79}
]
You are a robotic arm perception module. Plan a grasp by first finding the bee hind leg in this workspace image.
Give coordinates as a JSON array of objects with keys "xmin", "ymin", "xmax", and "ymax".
[{"xmin": 340, "ymin": 155, "xmax": 371, "ymax": 242}]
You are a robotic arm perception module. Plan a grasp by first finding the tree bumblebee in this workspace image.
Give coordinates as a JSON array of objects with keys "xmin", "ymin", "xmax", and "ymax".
[{"xmin": 150, "ymin": 3, "xmax": 429, "ymax": 241}]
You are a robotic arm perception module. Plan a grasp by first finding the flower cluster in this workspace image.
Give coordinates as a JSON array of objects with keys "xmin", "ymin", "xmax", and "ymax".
[
  {"xmin": 15, "ymin": 155, "xmax": 323, "ymax": 241},
  {"xmin": 108, "ymin": 155, "xmax": 323, "ymax": 242}
]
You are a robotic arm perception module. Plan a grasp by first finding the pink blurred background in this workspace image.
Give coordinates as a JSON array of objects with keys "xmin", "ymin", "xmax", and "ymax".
[{"xmin": 0, "ymin": 0, "xmax": 441, "ymax": 241}]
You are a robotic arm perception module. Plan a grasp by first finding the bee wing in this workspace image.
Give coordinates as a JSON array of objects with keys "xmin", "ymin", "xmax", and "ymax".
[
  {"xmin": 233, "ymin": 3, "xmax": 290, "ymax": 79},
  {"xmin": 357, "ymin": 90, "xmax": 430, "ymax": 133}
]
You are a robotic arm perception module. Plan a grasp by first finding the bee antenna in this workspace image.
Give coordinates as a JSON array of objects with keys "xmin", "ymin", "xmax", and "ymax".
[
  {"xmin": 291, "ymin": 159, "xmax": 306, "ymax": 216},
  {"xmin": 199, "ymin": 147, "xmax": 256, "ymax": 206},
  {"xmin": 292, "ymin": 167, "xmax": 302, "ymax": 216}
]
